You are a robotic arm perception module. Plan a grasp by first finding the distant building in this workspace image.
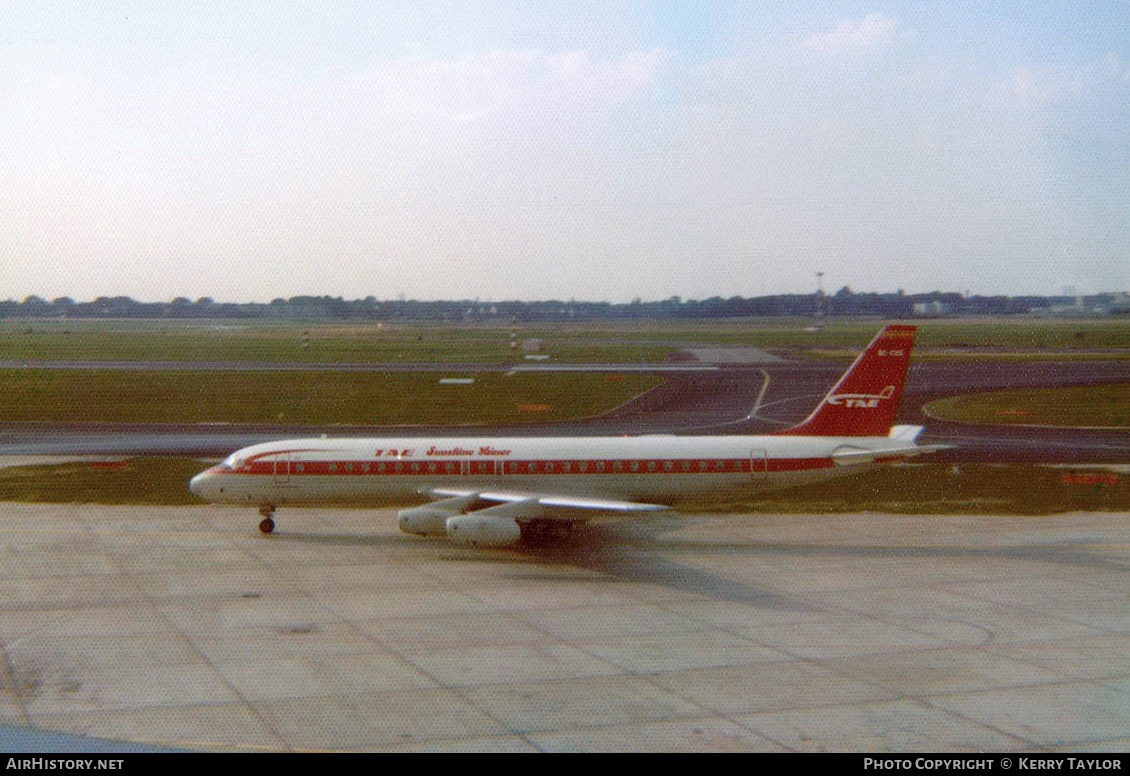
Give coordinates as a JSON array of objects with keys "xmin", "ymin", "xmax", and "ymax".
[
  {"xmin": 913, "ymin": 301, "xmax": 953, "ymax": 317},
  {"xmin": 1030, "ymin": 292, "xmax": 1129, "ymax": 317}
]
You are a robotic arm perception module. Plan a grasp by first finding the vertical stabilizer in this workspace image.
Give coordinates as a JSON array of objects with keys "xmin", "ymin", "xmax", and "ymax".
[{"xmin": 780, "ymin": 325, "xmax": 917, "ymax": 437}]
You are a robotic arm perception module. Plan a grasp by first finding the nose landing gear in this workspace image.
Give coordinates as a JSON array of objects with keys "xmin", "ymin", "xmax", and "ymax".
[{"xmin": 258, "ymin": 504, "xmax": 276, "ymax": 534}]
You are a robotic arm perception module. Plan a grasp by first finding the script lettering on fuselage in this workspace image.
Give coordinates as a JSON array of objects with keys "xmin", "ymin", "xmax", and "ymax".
[
  {"xmin": 372, "ymin": 446, "xmax": 511, "ymax": 458},
  {"xmin": 373, "ymin": 449, "xmax": 415, "ymax": 458}
]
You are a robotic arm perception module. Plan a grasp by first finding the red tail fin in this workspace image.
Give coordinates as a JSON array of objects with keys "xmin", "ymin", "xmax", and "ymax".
[{"xmin": 780, "ymin": 325, "xmax": 917, "ymax": 437}]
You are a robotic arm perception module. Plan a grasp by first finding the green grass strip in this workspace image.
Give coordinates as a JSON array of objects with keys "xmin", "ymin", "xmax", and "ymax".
[
  {"xmin": 0, "ymin": 370, "xmax": 662, "ymax": 426},
  {"xmin": 680, "ymin": 463, "xmax": 1130, "ymax": 515},
  {"xmin": 3, "ymin": 319, "xmax": 1127, "ymax": 363},
  {"xmin": 0, "ymin": 458, "xmax": 206, "ymax": 505},
  {"xmin": 924, "ymin": 383, "xmax": 1130, "ymax": 428},
  {"xmin": 0, "ymin": 325, "xmax": 671, "ymax": 364}
]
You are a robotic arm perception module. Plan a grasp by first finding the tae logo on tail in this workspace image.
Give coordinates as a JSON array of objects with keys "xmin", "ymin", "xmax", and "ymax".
[{"xmin": 826, "ymin": 385, "xmax": 896, "ymax": 408}]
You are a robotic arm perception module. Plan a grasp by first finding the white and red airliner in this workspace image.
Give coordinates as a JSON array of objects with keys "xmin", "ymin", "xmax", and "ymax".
[{"xmin": 190, "ymin": 325, "xmax": 946, "ymax": 547}]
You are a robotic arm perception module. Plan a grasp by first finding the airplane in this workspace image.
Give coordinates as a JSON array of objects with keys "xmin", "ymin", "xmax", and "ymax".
[{"xmin": 189, "ymin": 325, "xmax": 948, "ymax": 547}]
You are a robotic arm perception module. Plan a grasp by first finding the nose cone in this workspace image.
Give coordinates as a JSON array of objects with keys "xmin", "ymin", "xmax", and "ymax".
[{"xmin": 189, "ymin": 469, "xmax": 215, "ymax": 500}]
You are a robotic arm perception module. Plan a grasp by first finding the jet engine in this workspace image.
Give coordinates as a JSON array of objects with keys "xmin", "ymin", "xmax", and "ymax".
[
  {"xmin": 398, "ymin": 506, "xmax": 454, "ymax": 536},
  {"xmin": 445, "ymin": 514, "xmax": 522, "ymax": 548},
  {"xmin": 398, "ymin": 494, "xmax": 478, "ymax": 536}
]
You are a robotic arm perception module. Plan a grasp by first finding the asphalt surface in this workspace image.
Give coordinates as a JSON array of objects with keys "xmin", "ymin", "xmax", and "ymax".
[
  {"xmin": 2, "ymin": 504, "xmax": 1128, "ymax": 751},
  {"xmin": 0, "ymin": 357, "xmax": 1126, "ymax": 463}
]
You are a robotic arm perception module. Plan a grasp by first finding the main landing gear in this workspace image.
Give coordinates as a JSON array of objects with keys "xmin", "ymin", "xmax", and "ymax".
[
  {"xmin": 258, "ymin": 504, "xmax": 276, "ymax": 534},
  {"xmin": 519, "ymin": 519, "xmax": 573, "ymax": 547}
]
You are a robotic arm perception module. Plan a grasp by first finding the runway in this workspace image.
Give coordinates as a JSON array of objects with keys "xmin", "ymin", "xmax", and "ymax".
[{"xmin": 0, "ymin": 504, "xmax": 1127, "ymax": 751}]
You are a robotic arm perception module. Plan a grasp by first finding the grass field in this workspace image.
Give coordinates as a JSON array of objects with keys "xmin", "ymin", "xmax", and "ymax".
[
  {"xmin": 3, "ymin": 318, "xmax": 1128, "ymax": 364},
  {"xmin": 0, "ymin": 320, "xmax": 671, "ymax": 364},
  {"xmin": 924, "ymin": 383, "xmax": 1130, "ymax": 428},
  {"xmin": 0, "ymin": 369, "xmax": 662, "ymax": 425},
  {"xmin": 517, "ymin": 318, "xmax": 1130, "ymax": 352},
  {"xmin": 0, "ymin": 459, "xmax": 1123, "ymax": 514},
  {"xmin": 0, "ymin": 458, "xmax": 205, "ymax": 505}
]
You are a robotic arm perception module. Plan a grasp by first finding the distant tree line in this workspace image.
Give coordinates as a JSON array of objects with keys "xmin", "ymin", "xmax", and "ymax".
[{"xmin": 0, "ymin": 290, "xmax": 1123, "ymax": 321}]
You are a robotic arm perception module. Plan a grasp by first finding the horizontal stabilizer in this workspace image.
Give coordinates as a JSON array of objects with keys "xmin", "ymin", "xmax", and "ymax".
[
  {"xmin": 889, "ymin": 425, "xmax": 926, "ymax": 442},
  {"xmin": 832, "ymin": 443, "xmax": 953, "ymax": 466}
]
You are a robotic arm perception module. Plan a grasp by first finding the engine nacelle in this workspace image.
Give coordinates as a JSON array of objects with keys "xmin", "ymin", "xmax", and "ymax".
[
  {"xmin": 445, "ymin": 514, "xmax": 522, "ymax": 548},
  {"xmin": 398, "ymin": 506, "xmax": 453, "ymax": 536},
  {"xmin": 399, "ymin": 494, "xmax": 479, "ymax": 536}
]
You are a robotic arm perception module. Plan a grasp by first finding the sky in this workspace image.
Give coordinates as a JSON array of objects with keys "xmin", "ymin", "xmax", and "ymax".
[{"xmin": 1, "ymin": 1, "xmax": 1128, "ymax": 303}]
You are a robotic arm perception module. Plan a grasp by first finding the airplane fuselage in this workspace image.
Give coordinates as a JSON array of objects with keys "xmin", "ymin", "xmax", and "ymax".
[{"xmin": 189, "ymin": 433, "xmax": 898, "ymax": 508}]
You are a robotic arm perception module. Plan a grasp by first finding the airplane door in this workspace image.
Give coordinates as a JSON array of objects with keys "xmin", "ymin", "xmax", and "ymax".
[
  {"xmin": 750, "ymin": 448, "xmax": 769, "ymax": 489},
  {"xmin": 273, "ymin": 452, "xmax": 292, "ymax": 484}
]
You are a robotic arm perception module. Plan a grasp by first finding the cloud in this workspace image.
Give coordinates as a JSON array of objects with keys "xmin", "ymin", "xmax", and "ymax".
[{"xmin": 799, "ymin": 13, "xmax": 898, "ymax": 53}]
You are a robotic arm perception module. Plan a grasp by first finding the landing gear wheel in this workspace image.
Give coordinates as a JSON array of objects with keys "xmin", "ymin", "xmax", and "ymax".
[{"xmin": 258, "ymin": 504, "xmax": 276, "ymax": 534}]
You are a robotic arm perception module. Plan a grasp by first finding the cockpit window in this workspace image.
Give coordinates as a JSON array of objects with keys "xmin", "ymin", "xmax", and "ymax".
[{"xmin": 222, "ymin": 454, "xmax": 244, "ymax": 470}]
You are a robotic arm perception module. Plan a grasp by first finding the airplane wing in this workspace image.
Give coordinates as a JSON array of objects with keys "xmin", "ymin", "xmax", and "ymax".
[{"xmin": 424, "ymin": 487, "xmax": 673, "ymax": 516}]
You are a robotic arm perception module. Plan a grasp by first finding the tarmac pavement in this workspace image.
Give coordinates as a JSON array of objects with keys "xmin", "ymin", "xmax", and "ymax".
[{"xmin": 0, "ymin": 503, "xmax": 1127, "ymax": 751}]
